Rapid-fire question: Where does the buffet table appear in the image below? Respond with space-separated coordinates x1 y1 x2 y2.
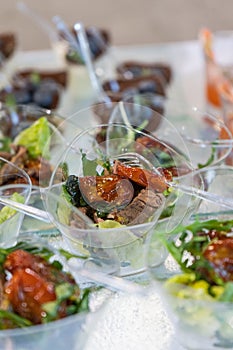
15 39 207 350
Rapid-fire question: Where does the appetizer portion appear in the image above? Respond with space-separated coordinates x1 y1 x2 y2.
0 117 53 186
55 125 180 228
116 60 172 85
57 126 193 230
161 217 233 348
12 69 68 88
59 26 110 65
63 159 169 227
0 69 67 110
99 60 172 120
164 218 233 289
0 239 93 329
101 75 167 116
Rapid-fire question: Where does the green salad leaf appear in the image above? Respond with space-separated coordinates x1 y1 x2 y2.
14 117 51 159
81 151 99 176
81 150 112 176
160 218 233 278
42 282 89 323
0 192 24 224
96 220 125 229
0 310 32 329
197 146 216 168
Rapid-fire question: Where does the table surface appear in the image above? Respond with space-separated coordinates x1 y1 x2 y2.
14 39 207 350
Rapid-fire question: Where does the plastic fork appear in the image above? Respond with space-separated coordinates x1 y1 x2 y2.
0 184 93 226
52 15 83 59
73 21 111 104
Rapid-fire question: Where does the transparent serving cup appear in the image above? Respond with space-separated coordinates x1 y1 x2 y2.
46 114 202 277
0 232 112 350
147 165 233 279
0 157 32 247
146 165 233 349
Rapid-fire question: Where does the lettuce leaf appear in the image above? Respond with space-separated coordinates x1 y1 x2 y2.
0 192 24 224
14 117 51 159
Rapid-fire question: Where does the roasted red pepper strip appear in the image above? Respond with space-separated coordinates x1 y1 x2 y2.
113 161 171 192
3 249 79 324
4 249 76 284
5 268 56 324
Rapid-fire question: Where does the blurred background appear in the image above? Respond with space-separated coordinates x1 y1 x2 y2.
1 0 233 50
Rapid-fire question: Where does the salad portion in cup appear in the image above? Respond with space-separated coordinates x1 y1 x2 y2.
0 109 65 188
0 234 110 350
0 157 31 247
0 240 89 328
46 122 200 276
159 213 233 349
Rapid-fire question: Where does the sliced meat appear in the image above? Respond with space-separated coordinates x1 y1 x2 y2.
110 189 164 225
0 146 28 185
24 157 53 186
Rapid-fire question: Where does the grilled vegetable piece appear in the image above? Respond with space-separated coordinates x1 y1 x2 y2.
79 174 134 211
113 160 171 192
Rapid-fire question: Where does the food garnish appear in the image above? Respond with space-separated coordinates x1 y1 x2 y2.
0 117 53 186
